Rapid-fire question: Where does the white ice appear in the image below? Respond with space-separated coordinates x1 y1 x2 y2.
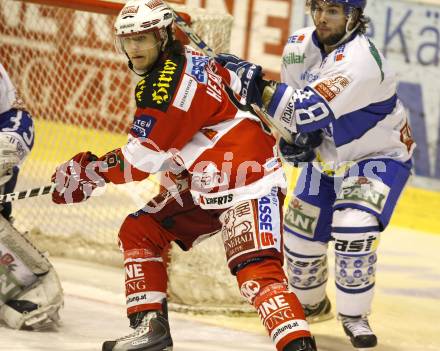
1 227 439 351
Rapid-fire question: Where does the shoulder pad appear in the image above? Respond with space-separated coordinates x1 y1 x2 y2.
135 55 185 112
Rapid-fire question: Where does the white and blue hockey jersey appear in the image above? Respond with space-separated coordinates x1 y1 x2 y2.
0 63 34 164
269 27 415 174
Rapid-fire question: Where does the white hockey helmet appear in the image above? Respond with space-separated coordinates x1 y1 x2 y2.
115 0 174 49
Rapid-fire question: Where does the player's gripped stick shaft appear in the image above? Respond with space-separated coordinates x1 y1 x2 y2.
170 6 294 143
0 183 56 203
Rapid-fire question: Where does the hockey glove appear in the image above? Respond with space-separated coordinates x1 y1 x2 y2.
279 130 324 167
51 151 107 204
215 53 264 107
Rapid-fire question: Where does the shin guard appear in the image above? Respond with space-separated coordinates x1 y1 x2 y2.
237 258 310 351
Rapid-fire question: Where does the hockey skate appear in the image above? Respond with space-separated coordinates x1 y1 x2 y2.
102 300 173 351
303 295 333 324
339 314 377 349
284 337 317 351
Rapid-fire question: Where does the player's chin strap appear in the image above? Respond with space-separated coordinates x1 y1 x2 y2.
168 4 294 143
127 57 148 77
323 8 361 51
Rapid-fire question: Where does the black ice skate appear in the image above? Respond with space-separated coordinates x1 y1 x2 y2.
102 301 173 351
284 337 317 351
339 314 378 349
303 295 333 323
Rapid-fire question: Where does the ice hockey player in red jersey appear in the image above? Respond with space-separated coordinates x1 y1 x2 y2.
51 1 317 350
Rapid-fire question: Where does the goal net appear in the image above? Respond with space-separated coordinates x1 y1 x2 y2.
0 0 252 313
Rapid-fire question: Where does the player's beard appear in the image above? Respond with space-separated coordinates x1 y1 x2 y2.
316 28 346 46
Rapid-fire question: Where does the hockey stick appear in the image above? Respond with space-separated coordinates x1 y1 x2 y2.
170 7 294 143
0 183 56 203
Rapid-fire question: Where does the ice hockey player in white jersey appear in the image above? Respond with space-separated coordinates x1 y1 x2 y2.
216 0 416 348
0 62 63 330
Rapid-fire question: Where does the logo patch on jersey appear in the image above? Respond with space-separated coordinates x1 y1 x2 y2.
284 198 320 238
192 170 229 191
257 190 280 249
200 128 218 141
400 121 415 153
152 59 178 105
199 193 233 206
334 45 346 62
190 56 209 83
313 75 351 102
283 53 305 65
135 56 183 112
287 34 305 44
336 176 390 213
206 65 223 103
220 202 256 263
172 74 197 112
300 70 319 83
131 115 156 138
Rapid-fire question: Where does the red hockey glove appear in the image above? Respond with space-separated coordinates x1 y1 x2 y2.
51 151 107 204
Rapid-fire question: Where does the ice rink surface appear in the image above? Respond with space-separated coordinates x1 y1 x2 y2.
1 227 439 351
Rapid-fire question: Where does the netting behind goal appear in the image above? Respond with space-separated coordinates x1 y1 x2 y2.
0 0 251 313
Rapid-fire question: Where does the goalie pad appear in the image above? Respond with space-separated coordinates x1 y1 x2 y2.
0 216 52 277
0 216 63 329
0 267 63 330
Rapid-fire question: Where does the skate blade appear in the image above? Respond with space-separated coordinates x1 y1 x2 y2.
306 311 334 324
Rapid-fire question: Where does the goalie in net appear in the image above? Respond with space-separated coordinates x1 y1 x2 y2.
51 0 316 350
0 62 63 330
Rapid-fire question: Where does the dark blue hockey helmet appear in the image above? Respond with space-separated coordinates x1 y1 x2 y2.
308 0 367 19
331 0 367 10
308 0 367 12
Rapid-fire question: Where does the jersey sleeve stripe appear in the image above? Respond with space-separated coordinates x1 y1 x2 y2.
333 94 397 147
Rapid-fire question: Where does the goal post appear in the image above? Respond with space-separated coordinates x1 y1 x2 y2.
0 0 248 312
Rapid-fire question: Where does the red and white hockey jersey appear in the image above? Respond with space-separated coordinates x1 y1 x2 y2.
101 47 286 209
